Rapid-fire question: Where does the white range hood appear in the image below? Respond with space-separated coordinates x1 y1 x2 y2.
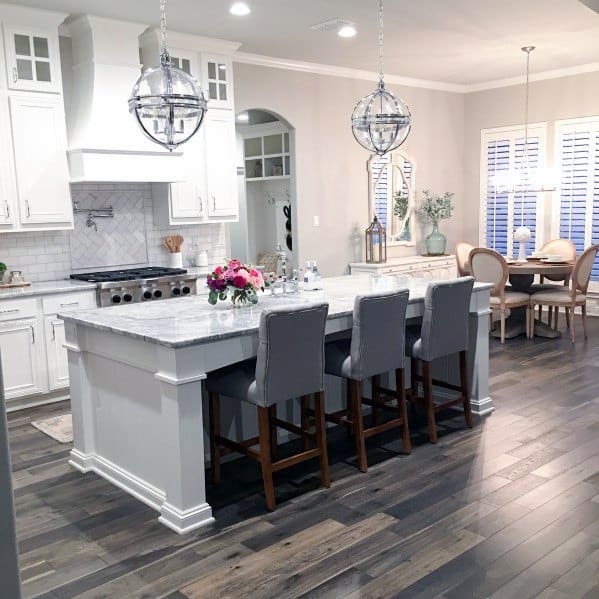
61 15 184 183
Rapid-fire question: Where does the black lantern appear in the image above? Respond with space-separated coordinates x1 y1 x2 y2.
365 215 387 263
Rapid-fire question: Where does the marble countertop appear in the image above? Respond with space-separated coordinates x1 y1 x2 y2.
0 279 97 300
60 276 491 349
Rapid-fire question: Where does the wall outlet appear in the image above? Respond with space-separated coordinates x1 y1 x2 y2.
313 215 320 227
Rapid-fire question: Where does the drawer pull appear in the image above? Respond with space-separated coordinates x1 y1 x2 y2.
51 322 56 341
12 67 18 83
0 308 20 315
59 301 80 307
30 325 35 344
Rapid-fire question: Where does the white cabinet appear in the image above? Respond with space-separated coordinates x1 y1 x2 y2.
0 317 46 399
349 255 457 279
205 110 238 218
202 55 233 109
45 316 68 390
9 94 72 225
3 26 61 93
241 122 292 181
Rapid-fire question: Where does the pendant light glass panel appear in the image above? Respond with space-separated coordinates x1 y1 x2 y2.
352 84 411 156
129 61 206 151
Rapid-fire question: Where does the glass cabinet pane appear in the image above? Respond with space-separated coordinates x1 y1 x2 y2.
265 156 284 177
218 64 227 81
244 137 262 157
208 62 216 80
14 34 30 56
35 61 51 82
284 156 291 176
208 82 217 100
245 159 263 178
219 83 227 100
263 134 283 155
33 37 49 58
283 133 290 153
16 58 33 80
181 58 191 74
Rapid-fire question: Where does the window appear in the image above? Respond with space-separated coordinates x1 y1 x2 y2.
480 124 546 256
553 117 599 281
369 152 414 244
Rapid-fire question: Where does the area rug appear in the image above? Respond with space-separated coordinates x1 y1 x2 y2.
31 414 73 444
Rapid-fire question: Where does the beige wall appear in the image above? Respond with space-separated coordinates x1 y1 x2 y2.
464 71 599 247
234 63 465 276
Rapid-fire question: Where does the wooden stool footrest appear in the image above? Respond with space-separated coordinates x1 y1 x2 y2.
271 448 321 472
274 418 316 439
363 417 406 439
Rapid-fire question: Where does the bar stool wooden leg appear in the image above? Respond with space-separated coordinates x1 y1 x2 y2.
372 375 381 425
257 406 276 511
395 368 411 453
410 357 418 399
345 381 354 434
208 391 221 486
300 395 311 450
268 404 278 460
313 391 330 488
349 379 367 472
422 361 438 444
460 351 473 429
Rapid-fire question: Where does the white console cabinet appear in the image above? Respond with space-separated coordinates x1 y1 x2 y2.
349 255 457 280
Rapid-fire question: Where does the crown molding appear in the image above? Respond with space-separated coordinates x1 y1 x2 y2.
233 51 599 95
233 51 466 93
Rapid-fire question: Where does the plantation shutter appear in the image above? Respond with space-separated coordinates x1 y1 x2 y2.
481 125 545 256
371 155 390 230
556 119 599 282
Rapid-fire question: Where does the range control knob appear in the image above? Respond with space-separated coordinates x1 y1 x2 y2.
112 295 121 304
153 289 163 299
123 293 133 303
182 286 191 295
172 287 181 296
143 290 152 300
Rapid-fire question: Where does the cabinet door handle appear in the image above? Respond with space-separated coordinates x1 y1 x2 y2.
51 322 56 341
198 196 203 215
12 67 18 83
5 202 9 220
59 301 80 307
30 325 35 344
25 200 31 218
212 196 216 211
0 308 19 315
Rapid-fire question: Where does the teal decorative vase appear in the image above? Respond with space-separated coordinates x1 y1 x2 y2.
425 220 446 255
398 217 411 242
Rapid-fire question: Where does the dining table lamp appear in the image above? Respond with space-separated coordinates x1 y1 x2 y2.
365 215 387 263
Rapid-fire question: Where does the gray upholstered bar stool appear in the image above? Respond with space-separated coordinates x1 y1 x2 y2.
406 277 475 444
321 289 411 473
207 302 330 511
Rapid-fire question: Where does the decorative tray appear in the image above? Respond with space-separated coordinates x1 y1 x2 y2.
0 281 31 289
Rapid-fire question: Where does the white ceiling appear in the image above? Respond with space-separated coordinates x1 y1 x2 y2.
12 0 599 86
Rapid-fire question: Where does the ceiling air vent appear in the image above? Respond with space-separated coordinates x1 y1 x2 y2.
309 18 352 32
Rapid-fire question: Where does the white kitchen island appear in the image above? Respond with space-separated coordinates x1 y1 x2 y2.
60 276 493 534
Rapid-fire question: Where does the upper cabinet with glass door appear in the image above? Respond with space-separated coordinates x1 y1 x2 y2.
3 27 61 93
242 123 291 182
201 55 233 109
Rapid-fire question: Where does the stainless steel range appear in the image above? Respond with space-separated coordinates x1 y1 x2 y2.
70 267 198 307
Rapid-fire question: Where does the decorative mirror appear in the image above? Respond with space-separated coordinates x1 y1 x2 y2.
367 150 416 246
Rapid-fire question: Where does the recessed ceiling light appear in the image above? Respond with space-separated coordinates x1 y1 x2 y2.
237 112 249 122
230 2 251 16
338 24 357 38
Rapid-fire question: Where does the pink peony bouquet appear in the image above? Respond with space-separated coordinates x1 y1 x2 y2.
207 259 266 306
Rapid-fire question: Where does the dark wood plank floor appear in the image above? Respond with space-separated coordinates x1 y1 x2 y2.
8 315 599 598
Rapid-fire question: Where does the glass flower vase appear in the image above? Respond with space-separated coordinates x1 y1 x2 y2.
425 220 446 255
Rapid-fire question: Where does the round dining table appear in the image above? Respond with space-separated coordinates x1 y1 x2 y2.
492 259 574 339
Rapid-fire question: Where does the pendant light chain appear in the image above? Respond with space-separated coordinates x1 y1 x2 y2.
378 0 384 87
159 0 171 66
521 45 534 222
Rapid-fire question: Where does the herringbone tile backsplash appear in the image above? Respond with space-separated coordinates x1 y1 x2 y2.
0 183 227 282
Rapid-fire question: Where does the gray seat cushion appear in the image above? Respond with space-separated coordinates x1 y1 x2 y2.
405 324 423 359
206 359 258 405
530 289 586 303
324 338 352 379
490 290 530 305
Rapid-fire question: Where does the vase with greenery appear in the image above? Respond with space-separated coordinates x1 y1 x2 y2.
393 193 411 242
416 190 454 255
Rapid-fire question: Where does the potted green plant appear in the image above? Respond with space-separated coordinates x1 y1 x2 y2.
417 190 454 255
393 193 411 241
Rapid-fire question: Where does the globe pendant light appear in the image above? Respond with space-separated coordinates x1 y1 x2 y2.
351 0 411 156
128 0 207 151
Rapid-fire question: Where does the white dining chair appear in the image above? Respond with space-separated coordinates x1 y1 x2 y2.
529 244 599 342
470 248 532 343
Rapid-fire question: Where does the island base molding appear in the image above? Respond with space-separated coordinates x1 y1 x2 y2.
69 448 215 534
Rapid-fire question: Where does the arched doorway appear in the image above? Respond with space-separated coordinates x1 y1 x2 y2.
230 108 298 276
